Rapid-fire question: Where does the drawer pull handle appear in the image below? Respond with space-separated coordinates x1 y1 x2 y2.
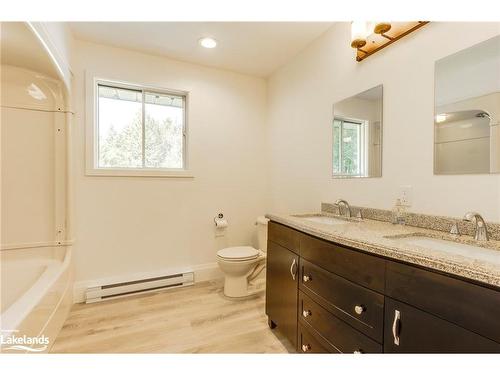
301 344 311 352
353 350 364 354
302 310 312 318
354 305 365 315
303 275 312 282
392 309 401 346
290 258 297 280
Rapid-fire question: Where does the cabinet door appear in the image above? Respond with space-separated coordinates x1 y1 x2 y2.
384 298 500 353
266 241 299 347
386 260 500 343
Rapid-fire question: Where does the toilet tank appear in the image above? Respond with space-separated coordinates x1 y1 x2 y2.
256 216 270 252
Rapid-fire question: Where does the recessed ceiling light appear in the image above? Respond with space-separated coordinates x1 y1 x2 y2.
199 37 217 49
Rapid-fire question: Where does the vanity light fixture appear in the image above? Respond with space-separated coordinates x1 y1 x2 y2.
199 37 217 49
351 21 429 62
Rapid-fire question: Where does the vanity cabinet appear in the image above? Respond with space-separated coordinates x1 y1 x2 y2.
266 221 500 353
266 223 301 347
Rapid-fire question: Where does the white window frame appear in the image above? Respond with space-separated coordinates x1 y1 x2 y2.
332 116 368 178
85 74 193 177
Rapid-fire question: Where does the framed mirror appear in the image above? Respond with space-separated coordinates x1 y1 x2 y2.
434 35 500 175
332 85 383 178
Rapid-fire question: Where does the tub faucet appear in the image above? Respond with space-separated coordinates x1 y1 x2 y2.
463 212 489 241
335 199 351 218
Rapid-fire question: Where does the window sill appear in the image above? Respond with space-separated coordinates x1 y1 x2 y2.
85 168 194 178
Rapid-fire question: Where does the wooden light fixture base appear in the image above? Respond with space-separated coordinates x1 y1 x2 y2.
355 21 429 62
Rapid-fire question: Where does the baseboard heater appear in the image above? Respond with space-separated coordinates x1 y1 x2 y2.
85 272 194 303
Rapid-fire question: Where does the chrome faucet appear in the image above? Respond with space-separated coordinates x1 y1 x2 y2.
463 212 489 241
335 199 351 218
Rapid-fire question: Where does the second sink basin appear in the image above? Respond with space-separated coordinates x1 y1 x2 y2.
386 234 500 265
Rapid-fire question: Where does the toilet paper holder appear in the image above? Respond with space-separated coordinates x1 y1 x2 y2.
214 213 224 224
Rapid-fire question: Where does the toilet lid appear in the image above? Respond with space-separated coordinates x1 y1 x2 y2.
217 246 259 260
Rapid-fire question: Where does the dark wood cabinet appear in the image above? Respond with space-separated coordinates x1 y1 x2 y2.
384 297 500 353
299 233 385 292
386 261 500 343
268 222 300 254
298 322 339 353
299 291 382 353
266 221 500 353
299 259 384 342
266 240 299 348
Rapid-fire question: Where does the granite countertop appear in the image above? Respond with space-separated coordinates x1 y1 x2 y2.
266 212 500 288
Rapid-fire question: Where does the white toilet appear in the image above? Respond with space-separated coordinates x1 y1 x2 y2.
217 216 269 298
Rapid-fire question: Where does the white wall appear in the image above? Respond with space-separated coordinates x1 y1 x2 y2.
71 40 268 285
49 22 500 291
267 22 500 221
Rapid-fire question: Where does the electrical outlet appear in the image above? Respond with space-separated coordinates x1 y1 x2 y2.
399 185 412 206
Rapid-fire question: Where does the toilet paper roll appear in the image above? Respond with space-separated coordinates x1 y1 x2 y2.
215 218 228 228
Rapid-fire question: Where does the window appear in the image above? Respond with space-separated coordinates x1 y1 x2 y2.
87 78 190 177
333 118 366 177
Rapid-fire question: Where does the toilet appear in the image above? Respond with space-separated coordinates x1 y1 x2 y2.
217 216 269 298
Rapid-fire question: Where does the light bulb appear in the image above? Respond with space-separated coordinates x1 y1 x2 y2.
351 21 369 48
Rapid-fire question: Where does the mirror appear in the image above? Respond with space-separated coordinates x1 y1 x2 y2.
434 35 500 174
332 85 383 178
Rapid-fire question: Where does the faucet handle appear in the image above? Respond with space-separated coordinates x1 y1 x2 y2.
450 222 460 236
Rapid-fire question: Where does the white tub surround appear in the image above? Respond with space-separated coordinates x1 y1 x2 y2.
1 60 74 353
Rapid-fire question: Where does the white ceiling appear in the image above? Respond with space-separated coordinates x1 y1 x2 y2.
69 22 333 77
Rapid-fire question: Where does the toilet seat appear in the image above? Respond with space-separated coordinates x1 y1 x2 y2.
217 246 260 261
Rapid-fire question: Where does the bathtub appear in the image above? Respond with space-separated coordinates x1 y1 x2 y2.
0 246 72 353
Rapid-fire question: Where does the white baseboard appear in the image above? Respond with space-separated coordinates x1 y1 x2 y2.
73 262 222 303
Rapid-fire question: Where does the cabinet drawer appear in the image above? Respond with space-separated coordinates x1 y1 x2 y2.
384 297 500 353
386 261 500 343
299 234 385 292
299 291 382 353
298 322 339 353
299 259 384 342
268 222 300 254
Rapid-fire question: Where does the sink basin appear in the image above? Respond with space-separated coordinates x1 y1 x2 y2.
293 215 352 225
389 235 500 265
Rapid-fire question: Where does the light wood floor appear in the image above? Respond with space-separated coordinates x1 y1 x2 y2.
51 280 292 353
